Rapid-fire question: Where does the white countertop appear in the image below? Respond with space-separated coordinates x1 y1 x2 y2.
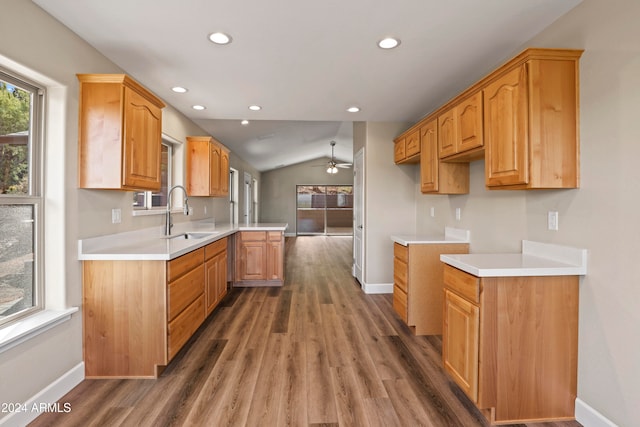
440 240 588 277
78 221 288 261
391 227 470 246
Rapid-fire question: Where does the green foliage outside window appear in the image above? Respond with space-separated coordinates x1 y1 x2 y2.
0 82 30 194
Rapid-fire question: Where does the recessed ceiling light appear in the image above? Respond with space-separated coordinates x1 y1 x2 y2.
347 106 361 113
241 119 249 125
171 86 188 93
192 105 206 111
208 32 232 45
248 105 261 111
378 37 401 49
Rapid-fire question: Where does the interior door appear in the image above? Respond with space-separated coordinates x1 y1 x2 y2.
353 148 364 284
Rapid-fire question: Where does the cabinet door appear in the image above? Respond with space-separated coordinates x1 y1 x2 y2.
220 149 229 196
239 240 267 281
209 143 222 195
420 119 438 193
215 251 228 303
122 87 162 191
205 257 218 315
405 129 420 158
266 236 283 280
438 108 457 158
457 92 483 153
483 64 529 187
443 290 479 402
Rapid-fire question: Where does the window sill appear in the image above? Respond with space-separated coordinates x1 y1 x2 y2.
0 307 78 355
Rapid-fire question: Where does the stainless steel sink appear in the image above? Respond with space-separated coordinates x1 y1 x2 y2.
164 231 219 240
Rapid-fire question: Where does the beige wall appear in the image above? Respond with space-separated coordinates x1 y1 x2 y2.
0 0 258 420
260 158 353 235
361 122 415 286
411 0 640 424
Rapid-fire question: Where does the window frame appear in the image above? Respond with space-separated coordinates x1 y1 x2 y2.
0 68 45 327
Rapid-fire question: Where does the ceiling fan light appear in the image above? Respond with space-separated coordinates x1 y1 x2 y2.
327 166 338 174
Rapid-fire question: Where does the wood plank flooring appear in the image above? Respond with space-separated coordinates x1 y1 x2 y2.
30 236 583 427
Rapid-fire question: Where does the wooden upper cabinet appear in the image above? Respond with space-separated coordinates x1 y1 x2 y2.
484 50 581 189
421 119 470 194
186 136 230 197
394 129 420 164
439 92 484 161
438 108 457 158
78 74 165 191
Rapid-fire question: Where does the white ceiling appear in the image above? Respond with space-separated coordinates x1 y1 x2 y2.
34 0 582 171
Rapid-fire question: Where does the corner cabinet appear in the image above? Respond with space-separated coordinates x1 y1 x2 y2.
83 241 228 378
77 74 165 191
235 231 284 286
442 264 579 424
483 50 581 189
186 136 230 197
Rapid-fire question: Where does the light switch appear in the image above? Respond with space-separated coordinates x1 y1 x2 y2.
111 208 122 224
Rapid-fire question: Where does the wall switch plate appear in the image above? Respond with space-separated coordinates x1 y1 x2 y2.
430 207 435 217
455 208 461 221
548 211 559 231
204 206 208 215
111 208 122 224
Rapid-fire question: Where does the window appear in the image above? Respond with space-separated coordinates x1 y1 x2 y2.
0 69 43 326
296 185 353 235
133 140 172 210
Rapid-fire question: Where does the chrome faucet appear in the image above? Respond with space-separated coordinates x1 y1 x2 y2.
165 185 189 235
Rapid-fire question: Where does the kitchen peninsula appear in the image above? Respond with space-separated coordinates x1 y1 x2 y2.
78 222 287 378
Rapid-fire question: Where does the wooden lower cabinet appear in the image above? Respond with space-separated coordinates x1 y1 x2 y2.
83 241 228 378
442 264 579 424
205 237 228 316
392 242 469 335
235 231 284 286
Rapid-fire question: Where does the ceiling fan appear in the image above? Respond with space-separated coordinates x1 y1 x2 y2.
317 141 352 174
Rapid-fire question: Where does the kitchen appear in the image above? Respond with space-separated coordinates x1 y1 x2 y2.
0 0 639 426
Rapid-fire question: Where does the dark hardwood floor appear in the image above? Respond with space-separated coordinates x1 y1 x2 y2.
30 236 583 427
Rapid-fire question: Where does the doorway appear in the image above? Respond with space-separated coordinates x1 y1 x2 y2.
296 185 353 236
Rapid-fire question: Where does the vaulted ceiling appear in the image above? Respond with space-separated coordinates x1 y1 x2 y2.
34 0 582 171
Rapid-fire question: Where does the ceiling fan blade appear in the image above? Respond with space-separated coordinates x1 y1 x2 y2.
336 163 352 168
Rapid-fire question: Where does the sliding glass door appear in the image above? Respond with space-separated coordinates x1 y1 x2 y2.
296 185 353 235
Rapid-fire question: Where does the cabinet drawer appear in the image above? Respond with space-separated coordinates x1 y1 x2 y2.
267 231 282 241
393 285 408 323
168 295 205 360
168 264 204 321
443 264 480 304
205 237 227 260
393 257 408 292
241 231 266 242
167 248 204 282
394 243 408 263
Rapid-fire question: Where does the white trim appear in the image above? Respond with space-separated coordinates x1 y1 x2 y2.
0 362 84 427
575 398 619 427
361 282 393 294
0 308 78 354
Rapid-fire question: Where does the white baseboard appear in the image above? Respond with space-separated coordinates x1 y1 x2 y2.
361 282 393 294
0 362 84 427
575 398 619 427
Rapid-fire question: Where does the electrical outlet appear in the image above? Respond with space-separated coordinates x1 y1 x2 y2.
548 211 559 231
430 207 435 217
204 206 208 215
455 208 461 221
111 208 122 224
